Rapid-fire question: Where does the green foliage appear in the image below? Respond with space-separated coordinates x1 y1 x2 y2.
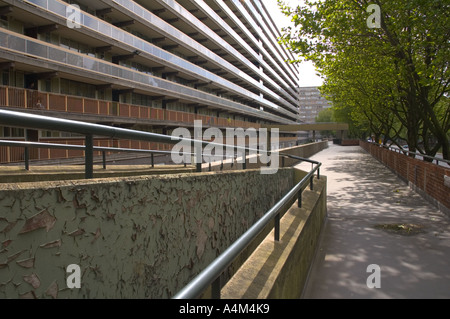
278 0 450 159
315 107 333 123
315 108 335 137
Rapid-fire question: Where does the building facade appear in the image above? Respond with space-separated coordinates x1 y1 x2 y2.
298 86 332 124
0 0 302 163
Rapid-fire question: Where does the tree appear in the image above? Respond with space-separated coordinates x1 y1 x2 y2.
315 108 335 137
278 0 450 160
315 107 333 123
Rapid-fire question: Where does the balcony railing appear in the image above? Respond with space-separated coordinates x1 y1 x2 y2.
0 85 259 129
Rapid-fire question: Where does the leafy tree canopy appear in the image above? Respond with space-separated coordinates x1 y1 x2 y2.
278 0 449 160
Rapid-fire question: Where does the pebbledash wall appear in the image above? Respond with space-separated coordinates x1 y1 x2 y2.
360 141 450 216
0 168 295 299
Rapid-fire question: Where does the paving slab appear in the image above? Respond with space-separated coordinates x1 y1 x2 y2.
296 143 450 299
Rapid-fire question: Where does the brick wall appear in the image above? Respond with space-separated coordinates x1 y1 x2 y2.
340 139 360 146
360 141 450 213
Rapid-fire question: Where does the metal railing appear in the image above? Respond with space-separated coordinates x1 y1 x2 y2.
0 109 257 177
369 142 450 166
0 139 192 170
0 139 260 174
172 158 320 299
0 109 322 298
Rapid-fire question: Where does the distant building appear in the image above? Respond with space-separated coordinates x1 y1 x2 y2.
297 87 332 124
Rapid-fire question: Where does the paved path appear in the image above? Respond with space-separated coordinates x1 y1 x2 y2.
296 143 450 299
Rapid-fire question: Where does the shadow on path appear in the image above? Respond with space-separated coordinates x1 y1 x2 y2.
297 143 450 299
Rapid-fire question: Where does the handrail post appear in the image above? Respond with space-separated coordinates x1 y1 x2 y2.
85 134 94 179
24 146 29 171
24 129 29 171
267 129 271 168
151 153 154 167
274 213 280 241
192 139 202 172
298 190 302 208
102 151 106 169
212 277 221 299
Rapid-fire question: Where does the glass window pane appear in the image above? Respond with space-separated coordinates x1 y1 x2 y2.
83 57 98 71
27 0 48 9
98 21 111 37
121 68 133 81
111 27 123 42
27 41 48 58
8 35 26 52
98 62 111 75
112 66 121 78
48 0 66 16
83 14 98 30
67 53 83 67
49 47 66 63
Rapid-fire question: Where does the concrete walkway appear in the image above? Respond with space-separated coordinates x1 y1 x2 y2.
296 143 450 299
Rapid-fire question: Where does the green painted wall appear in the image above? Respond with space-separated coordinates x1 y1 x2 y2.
0 168 294 298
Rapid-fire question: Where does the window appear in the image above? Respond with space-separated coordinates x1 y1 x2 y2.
0 15 7 29
60 78 95 98
132 93 153 107
2 71 8 85
2 127 24 138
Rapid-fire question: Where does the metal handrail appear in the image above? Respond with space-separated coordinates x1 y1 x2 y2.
0 109 262 177
0 139 181 154
172 157 321 299
0 138 318 172
0 140 237 170
0 109 323 299
0 109 319 172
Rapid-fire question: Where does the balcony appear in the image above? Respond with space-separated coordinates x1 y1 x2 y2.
0 85 300 163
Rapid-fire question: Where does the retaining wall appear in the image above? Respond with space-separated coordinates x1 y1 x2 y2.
221 170 327 298
0 168 294 298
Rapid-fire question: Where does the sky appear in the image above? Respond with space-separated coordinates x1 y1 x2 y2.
261 0 323 87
